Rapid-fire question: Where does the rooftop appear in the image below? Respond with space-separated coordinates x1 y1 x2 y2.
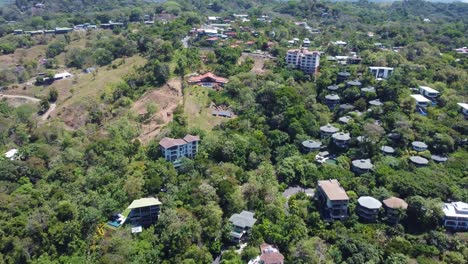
183 134 200 142
340 103 355 110
409 156 429 165
457 103 468 110
381 146 395 154
383 197 408 209
358 196 382 209
410 94 431 103
361 86 376 93
333 132 351 141
229 211 257 228
419 86 439 94
369 66 394 70
318 179 349 201
338 71 351 77
302 140 322 149
443 202 468 218
325 94 340 100
369 99 383 106
347 80 362 86
412 141 428 149
159 137 187 149
339 116 352 124
320 124 339 133
127 197 162 209
352 159 374 170
327 84 340 91
259 243 284 264
188 72 229 84
431 155 448 162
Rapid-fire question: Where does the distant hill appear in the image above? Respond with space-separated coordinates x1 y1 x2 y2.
331 0 468 2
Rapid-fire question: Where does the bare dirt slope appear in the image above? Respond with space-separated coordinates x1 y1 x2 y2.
134 78 183 144
239 53 271 75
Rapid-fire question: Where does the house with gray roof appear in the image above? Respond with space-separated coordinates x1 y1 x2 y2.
431 155 447 163
361 86 376 94
302 140 322 152
337 71 351 83
352 159 374 174
339 103 355 112
357 196 382 221
409 156 429 166
338 116 352 124
369 99 383 107
346 80 362 88
381 146 395 155
412 141 428 152
320 124 339 138
325 94 340 109
229 211 257 243
332 132 351 148
327 84 340 91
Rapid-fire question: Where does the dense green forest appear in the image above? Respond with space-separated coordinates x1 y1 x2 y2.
0 0 467 263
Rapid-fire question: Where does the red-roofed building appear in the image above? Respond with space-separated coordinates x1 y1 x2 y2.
188 72 229 88
248 243 284 264
159 134 200 166
206 37 219 45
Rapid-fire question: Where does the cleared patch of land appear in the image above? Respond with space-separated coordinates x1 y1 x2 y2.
134 77 183 144
239 53 272 75
184 86 226 131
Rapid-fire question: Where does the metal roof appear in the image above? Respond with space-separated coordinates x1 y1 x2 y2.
339 116 352 124
409 156 429 165
347 80 362 86
325 94 340 100
318 179 349 201
333 132 350 141
419 86 439 94
229 211 256 228
320 124 339 133
327 84 340 91
369 99 383 106
361 86 376 93
412 141 428 149
302 140 322 149
358 196 382 209
381 146 395 154
352 159 374 170
431 155 448 162
410 94 431 103
127 197 162 209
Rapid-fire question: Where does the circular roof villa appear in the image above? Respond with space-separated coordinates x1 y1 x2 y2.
327 84 340 91
302 140 322 150
381 146 395 155
339 116 352 124
383 197 408 210
409 156 429 166
431 155 448 163
340 103 355 111
412 141 428 151
358 196 382 210
338 71 351 77
361 86 376 93
332 132 351 141
320 124 339 134
352 159 374 171
347 80 362 87
369 99 384 106
325 94 340 101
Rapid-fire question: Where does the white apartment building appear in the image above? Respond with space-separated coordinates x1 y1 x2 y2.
369 66 394 80
159 135 200 165
285 49 320 75
443 201 468 231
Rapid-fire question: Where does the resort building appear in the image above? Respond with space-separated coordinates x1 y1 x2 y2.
332 132 351 148
381 146 395 155
316 179 349 221
325 94 340 109
126 197 162 227
320 124 339 138
457 103 468 117
346 80 362 88
159 135 200 165
337 72 351 83
352 159 374 174
357 196 382 222
410 94 431 108
327 84 340 92
412 141 428 152
285 49 320 75
409 156 429 167
419 86 439 100
369 66 394 80
301 140 322 153
383 196 408 224
248 243 284 264
229 211 257 243
338 116 352 124
442 201 468 231
188 72 229 88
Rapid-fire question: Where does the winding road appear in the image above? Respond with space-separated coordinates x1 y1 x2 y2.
0 94 56 121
